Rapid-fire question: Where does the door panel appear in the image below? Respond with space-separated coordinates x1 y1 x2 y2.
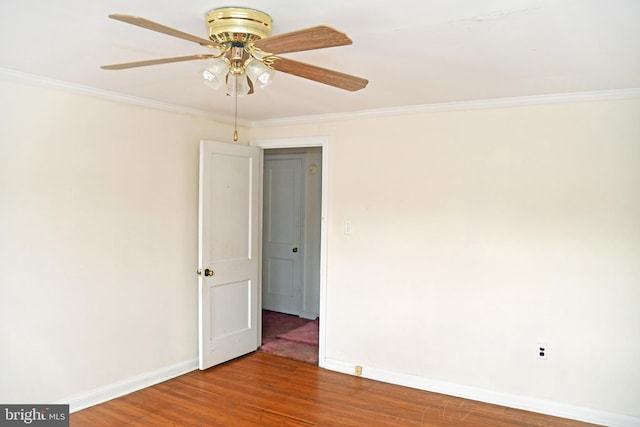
198 141 260 370
209 280 250 340
262 156 304 315
209 153 251 260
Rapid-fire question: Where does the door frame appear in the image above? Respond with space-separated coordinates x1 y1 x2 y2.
253 136 328 367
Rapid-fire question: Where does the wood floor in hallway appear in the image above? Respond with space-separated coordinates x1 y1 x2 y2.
71 352 598 426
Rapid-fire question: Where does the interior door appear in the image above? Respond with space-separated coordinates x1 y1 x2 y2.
262 154 305 316
198 140 260 370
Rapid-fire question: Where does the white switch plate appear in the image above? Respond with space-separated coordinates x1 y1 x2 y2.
344 220 352 235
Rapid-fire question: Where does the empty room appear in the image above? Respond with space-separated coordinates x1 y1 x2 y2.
1 1 639 426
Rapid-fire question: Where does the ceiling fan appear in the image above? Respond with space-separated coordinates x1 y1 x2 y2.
101 7 369 141
102 7 368 139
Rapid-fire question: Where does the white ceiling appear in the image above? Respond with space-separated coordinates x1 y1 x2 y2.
1 0 639 124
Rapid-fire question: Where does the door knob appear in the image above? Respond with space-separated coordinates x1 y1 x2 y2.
292 247 299 253
197 268 215 276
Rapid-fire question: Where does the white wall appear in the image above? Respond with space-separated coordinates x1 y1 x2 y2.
252 98 640 421
0 76 242 404
1 73 638 423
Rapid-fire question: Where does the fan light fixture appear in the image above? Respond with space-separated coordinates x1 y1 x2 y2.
200 58 274 142
201 59 274 96
101 7 369 142
201 59 275 140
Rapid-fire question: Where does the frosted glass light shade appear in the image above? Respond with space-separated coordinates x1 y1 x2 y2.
202 59 229 90
246 60 274 89
226 73 250 96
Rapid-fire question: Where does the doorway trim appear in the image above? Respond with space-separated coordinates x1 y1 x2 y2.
252 136 329 367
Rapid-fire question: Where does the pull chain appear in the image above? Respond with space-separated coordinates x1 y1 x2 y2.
233 74 239 142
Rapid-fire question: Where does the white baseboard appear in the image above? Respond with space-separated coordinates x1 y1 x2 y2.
322 359 640 427
57 358 199 413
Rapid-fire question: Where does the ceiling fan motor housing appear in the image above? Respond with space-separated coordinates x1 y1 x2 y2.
206 7 272 45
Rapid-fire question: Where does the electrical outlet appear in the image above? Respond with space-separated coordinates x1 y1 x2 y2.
354 365 363 376
537 343 549 360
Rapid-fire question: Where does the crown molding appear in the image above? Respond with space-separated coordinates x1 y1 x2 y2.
250 87 640 128
3 67 638 129
0 67 246 125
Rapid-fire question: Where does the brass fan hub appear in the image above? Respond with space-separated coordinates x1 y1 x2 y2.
206 7 272 45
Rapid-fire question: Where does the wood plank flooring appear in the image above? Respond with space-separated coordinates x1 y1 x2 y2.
71 352 598 426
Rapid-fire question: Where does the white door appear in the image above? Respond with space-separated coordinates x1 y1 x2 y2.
198 140 260 370
262 154 305 315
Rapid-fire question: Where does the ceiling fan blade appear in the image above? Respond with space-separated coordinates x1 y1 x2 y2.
109 14 222 49
265 57 368 91
253 26 352 55
101 54 218 70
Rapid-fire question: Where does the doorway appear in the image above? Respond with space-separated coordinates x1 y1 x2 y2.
262 148 321 318
255 137 328 365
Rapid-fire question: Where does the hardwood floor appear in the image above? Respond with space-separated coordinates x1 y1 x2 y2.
71 352 598 426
